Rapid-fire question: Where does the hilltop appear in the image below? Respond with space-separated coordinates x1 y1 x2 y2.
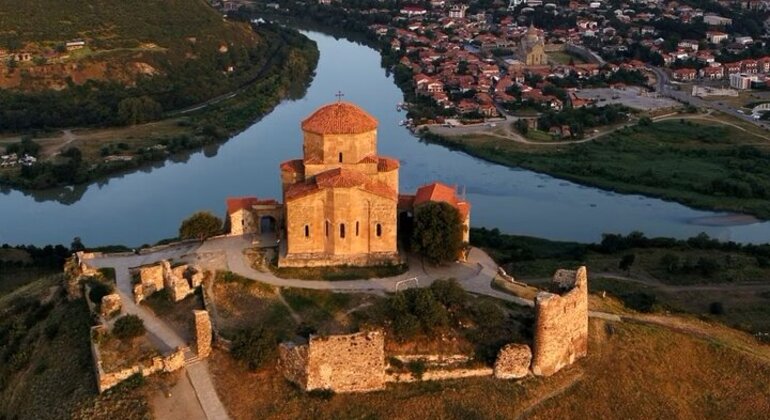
2 242 770 418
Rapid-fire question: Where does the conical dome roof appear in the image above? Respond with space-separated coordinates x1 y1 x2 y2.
301 102 378 135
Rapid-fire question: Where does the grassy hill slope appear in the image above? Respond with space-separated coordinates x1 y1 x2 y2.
0 0 303 130
0 278 151 419
208 315 770 419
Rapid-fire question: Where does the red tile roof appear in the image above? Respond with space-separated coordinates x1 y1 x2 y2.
377 156 400 172
285 168 397 201
280 159 304 173
412 181 471 219
301 102 378 135
226 197 279 213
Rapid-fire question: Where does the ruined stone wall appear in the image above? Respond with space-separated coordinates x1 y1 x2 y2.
280 330 386 393
63 253 101 300
531 266 588 377
193 310 212 359
306 330 386 392
90 325 185 393
132 261 202 303
100 294 122 319
494 344 532 379
279 342 309 389
139 264 165 294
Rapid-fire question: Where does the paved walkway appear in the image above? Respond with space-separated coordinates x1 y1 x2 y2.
89 246 230 420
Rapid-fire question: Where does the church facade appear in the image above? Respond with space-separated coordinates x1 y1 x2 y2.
226 101 470 267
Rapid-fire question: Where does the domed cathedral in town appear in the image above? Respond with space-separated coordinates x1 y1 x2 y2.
278 101 401 267
225 100 471 267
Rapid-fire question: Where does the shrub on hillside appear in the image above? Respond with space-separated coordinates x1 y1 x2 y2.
411 202 464 264
88 281 113 305
112 315 145 340
231 327 277 370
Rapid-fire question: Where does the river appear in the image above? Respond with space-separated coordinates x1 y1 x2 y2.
1 31 770 247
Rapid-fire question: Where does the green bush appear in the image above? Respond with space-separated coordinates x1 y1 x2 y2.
88 282 113 305
407 360 427 380
112 315 145 340
231 327 277 370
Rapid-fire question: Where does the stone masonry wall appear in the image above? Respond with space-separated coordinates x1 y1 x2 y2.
89 325 185 393
279 342 309 389
193 310 212 359
306 330 385 392
279 330 386 393
132 261 203 303
494 344 532 379
531 266 589 377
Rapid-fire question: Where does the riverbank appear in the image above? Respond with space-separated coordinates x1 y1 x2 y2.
0 25 319 190
420 116 770 220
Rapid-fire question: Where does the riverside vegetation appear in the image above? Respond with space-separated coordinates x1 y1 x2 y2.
0 1 319 190
424 118 770 219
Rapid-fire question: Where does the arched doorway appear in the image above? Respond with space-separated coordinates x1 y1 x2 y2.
260 216 277 234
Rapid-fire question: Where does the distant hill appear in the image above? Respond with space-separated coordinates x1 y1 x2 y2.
0 0 296 129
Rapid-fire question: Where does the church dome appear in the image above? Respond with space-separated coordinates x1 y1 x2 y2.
301 102 378 135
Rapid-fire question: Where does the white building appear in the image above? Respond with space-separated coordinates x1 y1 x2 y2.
730 73 758 90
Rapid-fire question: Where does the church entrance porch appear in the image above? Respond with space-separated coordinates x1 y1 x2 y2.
260 216 277 234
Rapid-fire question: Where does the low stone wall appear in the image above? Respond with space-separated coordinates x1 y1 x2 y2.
387 367 493 383
531 267 589 377
89 326 185 393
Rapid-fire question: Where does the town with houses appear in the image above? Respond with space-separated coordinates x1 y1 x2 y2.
228 0 770 132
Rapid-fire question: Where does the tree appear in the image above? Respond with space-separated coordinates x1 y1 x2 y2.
179 211 222 241
231 327 277 370
619 254 636 275
411 202 464 264
118 96 163 125
71 237 86 252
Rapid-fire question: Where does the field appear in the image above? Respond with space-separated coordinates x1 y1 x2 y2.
471 227 770 335
428 116 770 219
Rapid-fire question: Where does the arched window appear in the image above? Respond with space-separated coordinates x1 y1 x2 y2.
356 221 359 236
340 223 346 238
339 152 343 163
325 221 329 237
304 225 310 237
376 223 382 237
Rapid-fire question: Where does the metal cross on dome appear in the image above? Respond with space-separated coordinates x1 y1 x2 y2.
335 91 344 102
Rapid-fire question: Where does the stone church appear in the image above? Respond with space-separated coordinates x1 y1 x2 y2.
226 101 471 267
516 24 547 66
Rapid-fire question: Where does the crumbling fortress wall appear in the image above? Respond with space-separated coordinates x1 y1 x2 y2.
279 330 386 393
531 266 589 377
132 260 203 303
279 267 589 392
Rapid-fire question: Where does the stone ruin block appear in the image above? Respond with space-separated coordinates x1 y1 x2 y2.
279 330 386 393
132 283 145 304
494 343 532 379
139 264 165 294
100 294 122 318
193 310 212 359
531 266 589 377
279 342 309 389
